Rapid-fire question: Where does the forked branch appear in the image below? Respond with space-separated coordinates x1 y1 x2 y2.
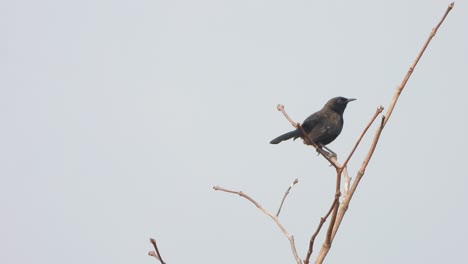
314 3 455 264
148 238 166 264
213 186 302 264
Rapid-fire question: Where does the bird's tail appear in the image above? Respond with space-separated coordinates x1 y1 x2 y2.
270 129 302 144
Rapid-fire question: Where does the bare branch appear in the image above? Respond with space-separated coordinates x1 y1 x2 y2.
341 106 384 170
343 166 351 198
149 238 166 264
324 191 340 247
276 178 299 217
276 104 300 128
303 198 337 264
213 186 302 264
277 87 383 260
382 2 454 128
314 3 454 264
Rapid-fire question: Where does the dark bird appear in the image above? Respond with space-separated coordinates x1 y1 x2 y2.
270 97 355 147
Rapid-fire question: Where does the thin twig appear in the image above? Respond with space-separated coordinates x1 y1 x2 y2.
276 104 300 128
324 188 340 247
382 2 454 128
276 178 299 217
314 3 454 264
148 251 160 261
149 238 166 264
213 186 302 264
340 106 384 170
303 198 337 264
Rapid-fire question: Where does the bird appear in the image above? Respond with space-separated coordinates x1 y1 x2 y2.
270 97 355 148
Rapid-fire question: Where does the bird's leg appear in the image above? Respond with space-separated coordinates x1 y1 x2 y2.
315 144 332 158
315 144 323 156
323 146 337 159
314 144 337 159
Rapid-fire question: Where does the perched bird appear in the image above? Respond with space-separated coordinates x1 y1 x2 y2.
270 97 355 147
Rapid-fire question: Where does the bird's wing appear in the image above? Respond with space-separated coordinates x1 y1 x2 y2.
302 111 333 144
301 111 324 132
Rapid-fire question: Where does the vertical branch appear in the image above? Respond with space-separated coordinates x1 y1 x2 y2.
324 170 341 246
324 207 339 249
303 107 384 264
343 166 351 197
314 3 454 264
304 199 338 264
331 116 385 241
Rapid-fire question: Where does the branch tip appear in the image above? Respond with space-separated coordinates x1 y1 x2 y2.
149 238 166 264
276 178 300 217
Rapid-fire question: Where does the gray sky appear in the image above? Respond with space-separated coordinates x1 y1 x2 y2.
2 1 467 263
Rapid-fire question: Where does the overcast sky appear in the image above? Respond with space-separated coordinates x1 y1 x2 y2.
2 1 467 263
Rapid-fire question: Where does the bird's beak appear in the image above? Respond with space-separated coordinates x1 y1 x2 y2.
347 98 356 103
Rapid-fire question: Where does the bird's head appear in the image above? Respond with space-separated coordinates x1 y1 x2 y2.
325 97 356 114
